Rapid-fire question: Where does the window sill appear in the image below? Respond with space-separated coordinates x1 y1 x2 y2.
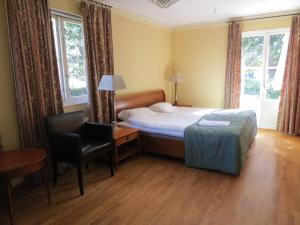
63 96 89 107
63 101 88 107
63 102 88 113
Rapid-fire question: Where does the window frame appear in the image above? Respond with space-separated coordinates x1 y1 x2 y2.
51 10 89 106
241 28 290 102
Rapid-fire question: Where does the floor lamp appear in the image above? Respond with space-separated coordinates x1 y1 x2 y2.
169 74 183 106
98 75 126 128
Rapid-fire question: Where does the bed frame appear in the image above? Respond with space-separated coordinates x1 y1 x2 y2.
115 90 185 158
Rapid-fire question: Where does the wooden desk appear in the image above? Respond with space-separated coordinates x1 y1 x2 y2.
113 127 141 169
0 148 50 225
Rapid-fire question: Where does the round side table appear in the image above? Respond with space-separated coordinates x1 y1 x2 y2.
0 148 51 225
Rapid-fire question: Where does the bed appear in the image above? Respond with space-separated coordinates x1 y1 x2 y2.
115 89 257 174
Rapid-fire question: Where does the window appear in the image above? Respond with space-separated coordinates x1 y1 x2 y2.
52 11 88 106
241 29 289 102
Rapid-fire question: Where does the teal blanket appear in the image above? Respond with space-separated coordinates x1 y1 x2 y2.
184 110 257 175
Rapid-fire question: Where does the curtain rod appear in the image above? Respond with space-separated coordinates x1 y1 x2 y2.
230 11 300 23
84 0 112 9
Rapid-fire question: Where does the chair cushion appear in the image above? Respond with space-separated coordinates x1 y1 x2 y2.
81 141 112 156
46 111 86 133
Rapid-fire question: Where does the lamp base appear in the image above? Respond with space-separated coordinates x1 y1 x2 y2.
113 126 121 131
112 121 121 130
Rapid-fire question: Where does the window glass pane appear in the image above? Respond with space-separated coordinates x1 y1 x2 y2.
266 69 281 100
242 69 262 96
63 21 88 97
268 34 285 67
242 36 264 67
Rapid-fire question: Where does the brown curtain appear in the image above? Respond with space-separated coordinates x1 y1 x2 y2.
224 21 242 109
6 0 63 149
0 132 3 150
277 15 300 135
82 0 114 123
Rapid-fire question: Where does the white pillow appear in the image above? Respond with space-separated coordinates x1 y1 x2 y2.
118 107 153 121
149 102 174 113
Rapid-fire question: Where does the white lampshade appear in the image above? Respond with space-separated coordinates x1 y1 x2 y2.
98 75 126 91
169 74 183 83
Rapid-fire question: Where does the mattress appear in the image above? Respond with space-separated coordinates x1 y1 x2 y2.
118 121 184 138
118 107 247 138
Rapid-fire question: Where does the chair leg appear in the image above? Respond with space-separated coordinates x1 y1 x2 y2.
42 163 51 205
52 160 58 186
76 163 84 196
109 151 115 177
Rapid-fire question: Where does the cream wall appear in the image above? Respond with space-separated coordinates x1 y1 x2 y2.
172 24 228 108
0 0 20 149
112 12 171 98
172 16 292 108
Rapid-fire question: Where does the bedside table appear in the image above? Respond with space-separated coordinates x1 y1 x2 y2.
113 126 141 169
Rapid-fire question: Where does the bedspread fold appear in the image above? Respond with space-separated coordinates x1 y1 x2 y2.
184 110 257 174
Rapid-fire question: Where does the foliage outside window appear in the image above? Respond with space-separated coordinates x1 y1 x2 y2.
242 36 264 67
244 78 260 96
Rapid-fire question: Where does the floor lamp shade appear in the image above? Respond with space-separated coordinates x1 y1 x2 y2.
169 74 183 84
98 75 127 91
98 75 126 127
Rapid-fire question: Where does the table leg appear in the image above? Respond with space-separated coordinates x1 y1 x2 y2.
4 179 14 225
42 164 51 205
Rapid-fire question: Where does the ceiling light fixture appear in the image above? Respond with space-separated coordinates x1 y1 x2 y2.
148 0 180 9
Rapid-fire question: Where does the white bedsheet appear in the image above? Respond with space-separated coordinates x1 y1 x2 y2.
118 121 185 138
118 107 216 137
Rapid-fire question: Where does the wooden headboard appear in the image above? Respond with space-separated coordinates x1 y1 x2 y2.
115 89 165 115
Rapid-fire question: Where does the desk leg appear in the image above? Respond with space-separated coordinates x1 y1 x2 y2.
138 134 142 155
114 142 118 171
109 150 115 177
42 164 51 205
4 179 14 225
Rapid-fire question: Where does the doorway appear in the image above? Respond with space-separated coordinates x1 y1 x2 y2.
240 29 289 129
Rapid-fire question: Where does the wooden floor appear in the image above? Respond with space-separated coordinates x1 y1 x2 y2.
1 130 300 225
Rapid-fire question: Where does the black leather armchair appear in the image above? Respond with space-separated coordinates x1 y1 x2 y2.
45 111 114 196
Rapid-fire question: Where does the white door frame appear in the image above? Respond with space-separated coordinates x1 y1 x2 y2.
241 28 290 129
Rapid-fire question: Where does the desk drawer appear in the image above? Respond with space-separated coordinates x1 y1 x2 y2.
116 132 138 146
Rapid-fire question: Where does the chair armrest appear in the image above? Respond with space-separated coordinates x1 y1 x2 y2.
49 132 81 160
82 122 113 142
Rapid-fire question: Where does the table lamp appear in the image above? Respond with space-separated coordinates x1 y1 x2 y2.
98 75 126 128
169 73 183 105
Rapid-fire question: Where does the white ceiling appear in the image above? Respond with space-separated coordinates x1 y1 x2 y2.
100 0 300 28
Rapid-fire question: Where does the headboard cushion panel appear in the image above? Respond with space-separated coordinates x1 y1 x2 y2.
115 89 166 115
